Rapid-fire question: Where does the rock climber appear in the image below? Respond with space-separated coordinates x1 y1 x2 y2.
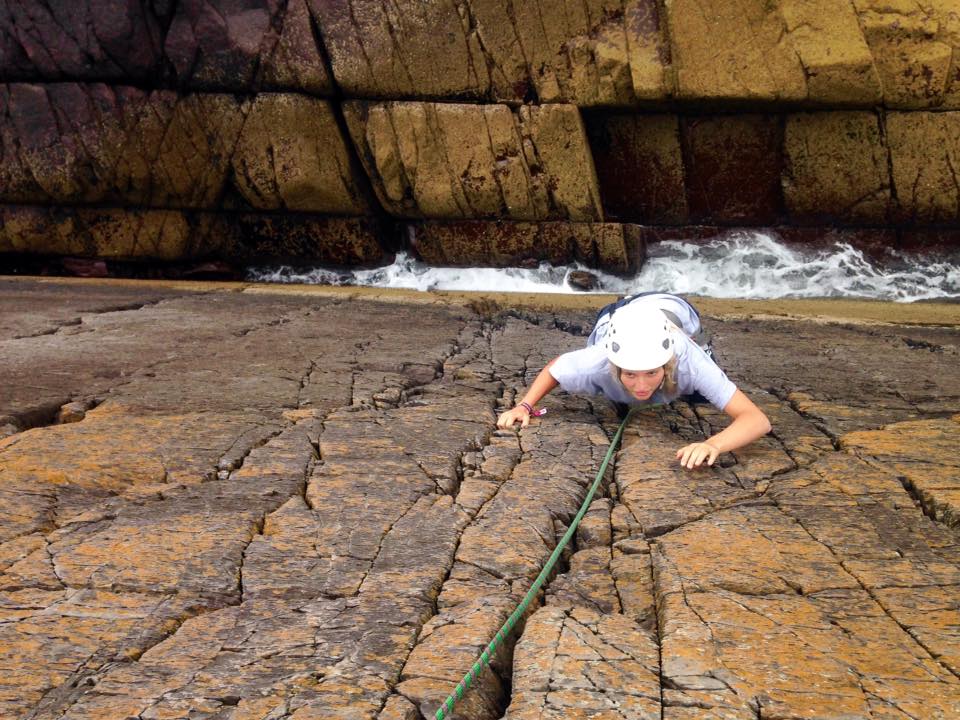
496 292 772 469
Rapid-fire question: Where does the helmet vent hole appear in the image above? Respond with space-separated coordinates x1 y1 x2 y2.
611 341 620 353
662 339 669 349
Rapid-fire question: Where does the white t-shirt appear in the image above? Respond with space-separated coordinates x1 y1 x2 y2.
549 331 737 411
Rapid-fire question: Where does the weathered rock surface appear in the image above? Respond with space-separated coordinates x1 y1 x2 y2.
165 0 285 90
585 113 688 225
344 102 603 222
0 84 370 214
668 0 882 105
410 221 643 273
0 206 387 265
3 0 958 111
1 75 959 265
886 111 960 225
0 0 168 81
1 280 959 719
843 416 960 530
0 84 243 208
230 93 371 214
858 0 960 110
313 0 673 105
783 111 893 224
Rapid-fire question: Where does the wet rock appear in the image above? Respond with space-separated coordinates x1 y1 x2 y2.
0 205 388 265
0 205 225 261
567 270 599 291
409 220 644 273
60 258 109 278
233 213 389 265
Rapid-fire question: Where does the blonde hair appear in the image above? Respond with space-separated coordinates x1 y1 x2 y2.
612 354 678 399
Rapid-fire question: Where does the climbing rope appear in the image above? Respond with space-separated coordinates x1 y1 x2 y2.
433 409 633 720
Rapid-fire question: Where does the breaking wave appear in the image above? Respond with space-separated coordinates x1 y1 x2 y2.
248 232 960 303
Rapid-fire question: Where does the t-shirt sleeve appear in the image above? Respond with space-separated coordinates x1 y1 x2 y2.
548 347 608 396
685 345 738 410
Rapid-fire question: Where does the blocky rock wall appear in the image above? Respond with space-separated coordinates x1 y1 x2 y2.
1 0 958 272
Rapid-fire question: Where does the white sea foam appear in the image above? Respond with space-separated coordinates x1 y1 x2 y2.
248 231 960 303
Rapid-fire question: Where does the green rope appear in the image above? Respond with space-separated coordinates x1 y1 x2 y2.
433 409 633 720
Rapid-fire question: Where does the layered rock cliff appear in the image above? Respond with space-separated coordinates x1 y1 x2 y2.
1 0 958 271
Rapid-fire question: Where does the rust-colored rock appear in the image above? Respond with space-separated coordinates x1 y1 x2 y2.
0 85 244 209
683 114 784 224
259 0 334 93
842 416 960 529
151 92 247 208
233 213 388 265
586 113 688 224
164 0 285 90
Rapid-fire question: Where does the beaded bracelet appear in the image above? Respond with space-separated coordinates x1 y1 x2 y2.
518 401 547 417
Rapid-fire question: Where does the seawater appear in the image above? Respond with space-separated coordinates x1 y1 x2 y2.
248 232 960 303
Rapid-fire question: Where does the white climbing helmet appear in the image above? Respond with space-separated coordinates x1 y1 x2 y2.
603 303 676 371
